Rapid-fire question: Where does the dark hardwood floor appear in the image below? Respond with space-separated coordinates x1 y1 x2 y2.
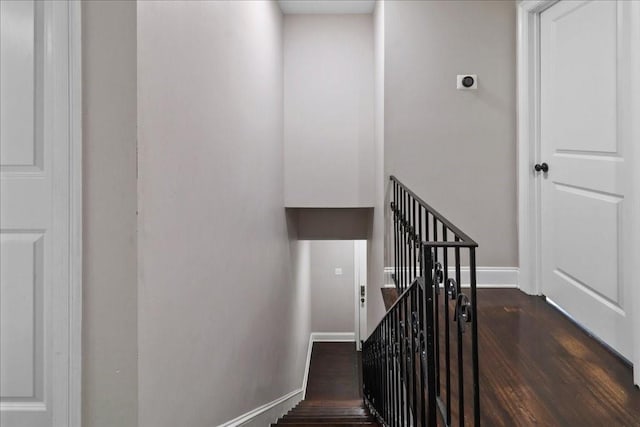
381 287 640 426
305 342 362 400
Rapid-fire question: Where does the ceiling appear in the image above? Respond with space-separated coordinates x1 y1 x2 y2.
278 0 376 14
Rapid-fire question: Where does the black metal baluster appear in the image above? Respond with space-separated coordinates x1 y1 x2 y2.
378 327 382 415
390 316 395 426
398 301 405 427
376 327 380 417
408 193 412 287
433 220 441 399
405 190 409 291
407 194 413 285
380 326 384 417
380 325 384 420
425 209 430 243
417 280 426 427
416 205 422 288
470 247 480 427
455 238 465 427
377 326 381 419
386 318 391 423
398 183 401 289
388 316 393 426
373 329 377 413
443 228 452 425
392 308 398 427
410 284 418 426
383 322 387 422
384 319 388 423
397 182 401 290
372 337 376 415
371 330 375 411
394 182 398 289
412 199 419 284
401 188 406 291
400 293 408 426
396 301 401 425
423 245 437 426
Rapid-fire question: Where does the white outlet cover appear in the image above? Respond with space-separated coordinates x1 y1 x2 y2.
334 267 343 276
457 74 478 90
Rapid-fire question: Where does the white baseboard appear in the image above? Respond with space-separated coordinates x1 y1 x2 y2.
311 332 355 342
302 334 313 400
452 267 519 288
218 388 302 427
384 267 519 288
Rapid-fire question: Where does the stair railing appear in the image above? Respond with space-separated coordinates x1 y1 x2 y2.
363 175 480 426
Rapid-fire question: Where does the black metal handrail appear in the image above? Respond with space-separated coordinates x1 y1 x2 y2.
363 176 480 426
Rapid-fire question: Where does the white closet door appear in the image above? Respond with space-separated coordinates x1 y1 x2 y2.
1 1 77 426
540 0 633 360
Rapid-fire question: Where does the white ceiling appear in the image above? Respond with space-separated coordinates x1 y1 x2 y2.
278 0 376 15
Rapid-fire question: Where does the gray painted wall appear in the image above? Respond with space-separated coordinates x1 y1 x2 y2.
137 2 309 426
284 14 375 208
384 0 518 267
82 2 138 427
310 241 355 333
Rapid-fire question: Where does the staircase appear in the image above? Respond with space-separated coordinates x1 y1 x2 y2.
271 399 378 426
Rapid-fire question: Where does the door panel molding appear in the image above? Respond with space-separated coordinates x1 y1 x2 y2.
517 0 640 385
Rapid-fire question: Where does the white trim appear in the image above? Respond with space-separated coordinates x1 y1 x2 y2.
384 267 519 288
311 332 356 342
217 388 303 427
301 335 314 399
0 402 47 412
36 1 82 425
517 0 557 296
628 0 640 388
68 1 82 425
353 240 367 351
448 267 518 288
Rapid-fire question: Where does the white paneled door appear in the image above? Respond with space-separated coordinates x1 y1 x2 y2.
0 1 80 426
540 0 633 360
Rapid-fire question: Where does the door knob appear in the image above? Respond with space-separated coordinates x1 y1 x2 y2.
534 163 549 173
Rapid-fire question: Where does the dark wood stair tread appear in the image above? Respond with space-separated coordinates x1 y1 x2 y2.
273 398 379 427
272 424 378 427
279 420 374 424
297 400 365 407
282 415 373 422
286 410 369 415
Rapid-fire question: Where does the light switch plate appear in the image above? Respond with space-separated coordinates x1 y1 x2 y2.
334 268 343 276
457 74 478 90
